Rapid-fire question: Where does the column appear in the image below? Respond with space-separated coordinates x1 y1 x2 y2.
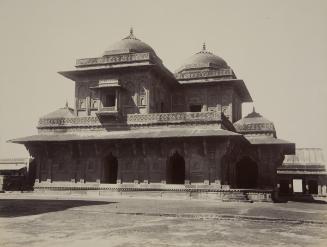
183 142 190 185
115 89 118 111
115 143 122 184
203 138 209 185
86 96 90 116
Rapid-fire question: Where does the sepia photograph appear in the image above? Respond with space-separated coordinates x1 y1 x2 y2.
0 0 326 246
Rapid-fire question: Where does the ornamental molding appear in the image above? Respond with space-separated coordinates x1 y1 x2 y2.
234 123 275 132
76 52 152 67
37 111 222 131
175 68 234 80
126 111 221 125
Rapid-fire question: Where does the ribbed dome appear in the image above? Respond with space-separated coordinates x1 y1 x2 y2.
103 28 155 56
234 108 276 137
176 44 228 73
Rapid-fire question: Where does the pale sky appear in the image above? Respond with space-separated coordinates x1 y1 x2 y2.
0 0 326 159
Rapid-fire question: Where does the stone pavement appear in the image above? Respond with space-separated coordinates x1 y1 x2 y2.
0 193 327 246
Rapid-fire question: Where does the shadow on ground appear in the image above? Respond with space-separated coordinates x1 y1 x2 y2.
276 195 327 204
0 199 115 218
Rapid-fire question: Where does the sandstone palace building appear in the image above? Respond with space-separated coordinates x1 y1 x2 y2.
10 29 297 201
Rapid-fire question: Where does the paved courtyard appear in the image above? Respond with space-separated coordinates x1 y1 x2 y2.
0 194 327 247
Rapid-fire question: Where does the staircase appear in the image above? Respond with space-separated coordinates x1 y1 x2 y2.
222 190 253 202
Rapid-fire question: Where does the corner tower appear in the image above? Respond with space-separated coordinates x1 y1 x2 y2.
174 44 252 122
59 28 179 118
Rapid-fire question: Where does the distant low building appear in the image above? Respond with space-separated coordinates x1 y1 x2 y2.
277 148 327 198
0 158 34 191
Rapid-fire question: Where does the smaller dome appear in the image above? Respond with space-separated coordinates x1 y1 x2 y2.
176 43 229 73
234 107 276 137
103 28 155 56
40 103 74 119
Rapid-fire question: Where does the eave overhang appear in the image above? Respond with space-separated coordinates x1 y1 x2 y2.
59 64 180 88
8 127 241 144
178 79 252 103
245 136 295 154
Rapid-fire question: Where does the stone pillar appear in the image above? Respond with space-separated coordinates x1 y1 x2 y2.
146 88 150 113
86 96 90 116
318 184 322 195
183 142 190 185
160 141 167 184
35 155 41 184
289 182 293 194
115 89 118 111
322 185 327 195
74 97 79 116
215 149 223 186
47 159 52 183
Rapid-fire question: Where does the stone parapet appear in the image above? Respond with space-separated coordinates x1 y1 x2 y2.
76 52 152 68
37 111 222 130
126 111 221 125
175 68 234 80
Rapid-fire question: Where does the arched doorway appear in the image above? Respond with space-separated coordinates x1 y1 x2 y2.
102 153 118 184
167 152 185 184
235 157 258 189
308 180 318 194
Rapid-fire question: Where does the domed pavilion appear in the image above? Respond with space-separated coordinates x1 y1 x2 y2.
10 29 302 201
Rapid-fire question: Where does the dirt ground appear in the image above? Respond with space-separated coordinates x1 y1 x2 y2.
0 193 327 247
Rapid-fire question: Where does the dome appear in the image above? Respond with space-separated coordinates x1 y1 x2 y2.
103 28 155 56
234 107 276 137
176 44 229 73
40 103 74 119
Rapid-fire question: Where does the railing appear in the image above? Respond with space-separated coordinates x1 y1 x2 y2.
175 68 234 80
38 111 222 129
38 116 101 128
234 123 275 132
127 111 221 125
76 52 151 67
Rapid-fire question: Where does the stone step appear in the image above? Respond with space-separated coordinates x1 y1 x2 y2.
222 192 253 202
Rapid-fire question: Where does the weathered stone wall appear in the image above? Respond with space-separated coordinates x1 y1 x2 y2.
172 84 242 123
27 138 283 190
74 69 173 117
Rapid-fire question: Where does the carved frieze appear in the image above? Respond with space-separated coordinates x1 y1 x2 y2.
37 111 222 131
175 68 234 80
76 53 151 67
235 123 275 132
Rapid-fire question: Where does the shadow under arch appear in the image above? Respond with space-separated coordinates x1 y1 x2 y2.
235 156 258 189
166 151 185 184
102 152 118 184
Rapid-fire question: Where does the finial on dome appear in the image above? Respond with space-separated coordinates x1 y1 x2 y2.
65 100 68 108
202 42 206 51
252 106 256 113
124 26 138 40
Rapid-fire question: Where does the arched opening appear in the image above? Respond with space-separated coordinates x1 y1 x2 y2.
102 153 118 184
279 179 291 195
167 152 185 184
308 180 318 194
235 157 258 189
